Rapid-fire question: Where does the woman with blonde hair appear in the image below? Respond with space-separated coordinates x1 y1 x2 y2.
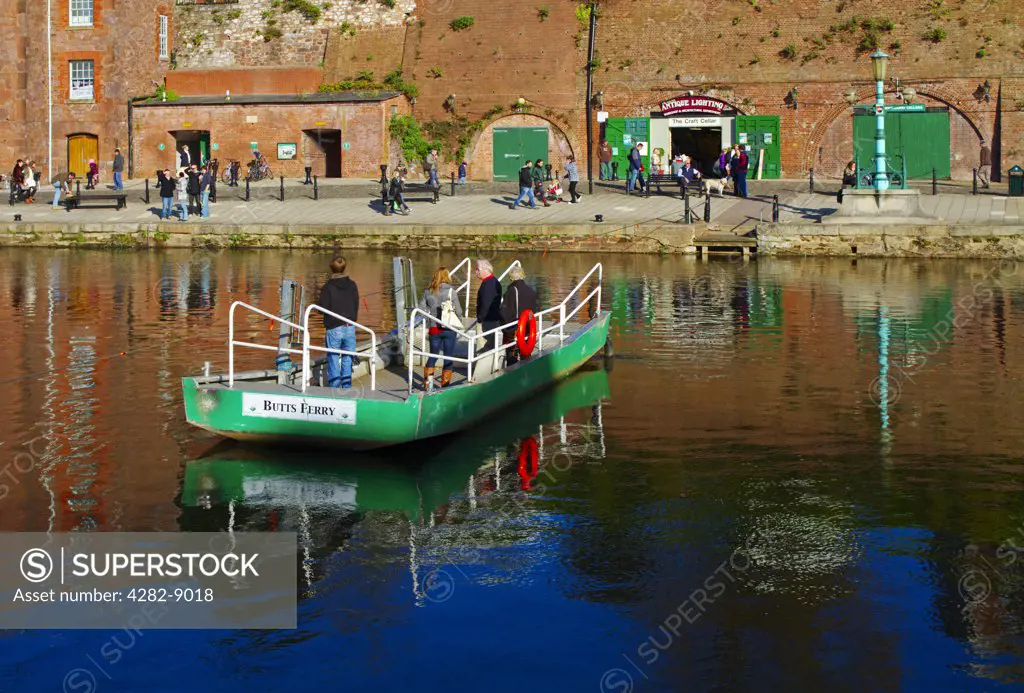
418 266 463 389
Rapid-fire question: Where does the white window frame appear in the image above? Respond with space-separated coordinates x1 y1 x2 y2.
69 0 94 27
69 60 95 101
159 15 169 60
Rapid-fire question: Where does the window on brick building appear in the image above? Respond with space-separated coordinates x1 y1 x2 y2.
69 60 94 101
159 16 169 60
69 0 93 27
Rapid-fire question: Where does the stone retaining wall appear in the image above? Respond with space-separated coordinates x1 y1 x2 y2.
758 223 1024 258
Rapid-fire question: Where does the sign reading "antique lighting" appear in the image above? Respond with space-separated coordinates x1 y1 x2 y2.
660 96 730 116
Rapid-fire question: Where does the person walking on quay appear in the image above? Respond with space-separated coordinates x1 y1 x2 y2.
475 259 503 354
979 140 992 189
112 148 125 190
158 169 175 220
731 144 749 198
10 159 25 202
500 265 539 367
318 256 360 389
179 144 191 174
187 164 201 216
457 160 468 185
627 143 642 194
533 159 550 207
564 154 581 203
86 158 99 190
418 266 464 390
175 170 190 221
388 167 411 215
599 139 613 180
199 165 213 219
510 159 537 209
425 148 440 188
22 161 37 203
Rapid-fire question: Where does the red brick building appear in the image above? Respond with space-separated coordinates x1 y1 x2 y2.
0 0 169 181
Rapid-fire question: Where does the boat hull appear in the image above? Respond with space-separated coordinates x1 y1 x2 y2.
182 312 611 450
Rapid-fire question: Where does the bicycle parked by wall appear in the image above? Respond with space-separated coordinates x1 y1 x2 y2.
247 152 273 182
221 160 241 186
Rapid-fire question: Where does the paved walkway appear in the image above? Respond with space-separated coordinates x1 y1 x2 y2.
7 178 1022 230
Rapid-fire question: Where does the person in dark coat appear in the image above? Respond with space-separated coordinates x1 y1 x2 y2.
510 160 536 209
186 164 201 215
157 169 176 220
500 266 540 366
475 258 502 354
317 256 360 389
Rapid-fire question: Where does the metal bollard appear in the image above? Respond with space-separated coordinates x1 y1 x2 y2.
703 191 711 222
683 188 691 224
245 177 250 201
280 175 284 201
973 168 978 195
313 176 318 200
210 178 217 204
450 171 456 198
809 167 815 194
76 180 81 196
144 178 150 204
772 194 780 223
932 167 937 196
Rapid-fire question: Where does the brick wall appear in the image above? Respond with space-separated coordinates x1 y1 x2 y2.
172 0 414 69
166 67 323 95
1 0 166 177
465 114 576 182
132 97 406 178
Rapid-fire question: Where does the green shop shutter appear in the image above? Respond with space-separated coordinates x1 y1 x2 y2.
492 127 549 181
735 115 781 179
604 117 650 178
853 110 950 180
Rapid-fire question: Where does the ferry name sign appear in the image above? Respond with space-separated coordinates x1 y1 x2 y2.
242 393 357 425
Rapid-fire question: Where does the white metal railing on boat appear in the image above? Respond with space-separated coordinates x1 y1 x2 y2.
449 257 473 318
302 305 378 392
406 263 603 393
228 302 305 388
227 300 379 391
497 260 522 283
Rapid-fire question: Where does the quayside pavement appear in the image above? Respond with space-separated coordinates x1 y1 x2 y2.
4 177 1020 229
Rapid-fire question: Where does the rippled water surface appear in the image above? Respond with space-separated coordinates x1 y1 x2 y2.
3 249 1024 692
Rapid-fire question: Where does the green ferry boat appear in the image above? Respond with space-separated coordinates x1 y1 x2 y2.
182 257 610 450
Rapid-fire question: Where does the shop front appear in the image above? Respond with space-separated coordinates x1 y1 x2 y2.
650 96 738 176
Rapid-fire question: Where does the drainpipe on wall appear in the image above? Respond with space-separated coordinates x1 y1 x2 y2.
127 98 133 179
585 1 597 194
47 0 53 182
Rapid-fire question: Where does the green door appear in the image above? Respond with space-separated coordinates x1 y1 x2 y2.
604 117 649 180
735 115 781 179
492 127 549 181
853 110 950 179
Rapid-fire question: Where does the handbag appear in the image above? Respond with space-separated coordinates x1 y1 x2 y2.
440 288 464 331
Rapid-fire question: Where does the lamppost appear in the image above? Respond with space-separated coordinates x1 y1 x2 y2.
870 49 889 191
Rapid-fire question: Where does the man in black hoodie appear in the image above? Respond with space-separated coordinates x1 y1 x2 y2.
475 258 502 354
317 256 360 388
509 160 537 210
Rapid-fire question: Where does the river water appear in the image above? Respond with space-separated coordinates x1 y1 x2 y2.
2 248 1024 691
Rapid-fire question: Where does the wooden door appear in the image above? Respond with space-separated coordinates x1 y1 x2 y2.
68 134 98 179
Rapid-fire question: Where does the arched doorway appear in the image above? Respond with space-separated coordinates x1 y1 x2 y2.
469 114 574 182
67 133 98 179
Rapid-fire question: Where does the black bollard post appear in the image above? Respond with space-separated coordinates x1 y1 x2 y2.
145 178 150 204
304 166 312 185
683 188 691 224
245 177 250 201
973 168 978 195
932 167 937 196
809 167 815 194
210 177 217 204
450 171 455 198
76 180 81 196
772 194 780 222
611 161 619 181
280 175 284 201
703 192 711 222
313 176 318 200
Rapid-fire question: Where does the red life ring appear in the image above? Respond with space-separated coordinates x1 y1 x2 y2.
516 309 538 358
518 437 539 488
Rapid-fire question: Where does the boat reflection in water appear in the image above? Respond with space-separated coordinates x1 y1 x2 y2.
179 367 609 601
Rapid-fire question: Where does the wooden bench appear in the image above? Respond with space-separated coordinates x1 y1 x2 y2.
644 173 705 199
65 192 128 211
380 180 439 214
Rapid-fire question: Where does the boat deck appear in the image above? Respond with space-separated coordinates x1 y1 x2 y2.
196 333 568 402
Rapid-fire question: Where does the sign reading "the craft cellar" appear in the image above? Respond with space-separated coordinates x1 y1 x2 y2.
660 96 731 117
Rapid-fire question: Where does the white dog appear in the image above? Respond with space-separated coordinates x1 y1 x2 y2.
703 176 728 196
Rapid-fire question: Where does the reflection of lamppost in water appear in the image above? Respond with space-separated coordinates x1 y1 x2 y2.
869 50 890 191
877 305 893 457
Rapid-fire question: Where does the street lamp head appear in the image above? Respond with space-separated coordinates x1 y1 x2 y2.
844 88 858 105
870 50 889 82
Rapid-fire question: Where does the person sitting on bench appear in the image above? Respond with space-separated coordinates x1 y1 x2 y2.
678 159 703 191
